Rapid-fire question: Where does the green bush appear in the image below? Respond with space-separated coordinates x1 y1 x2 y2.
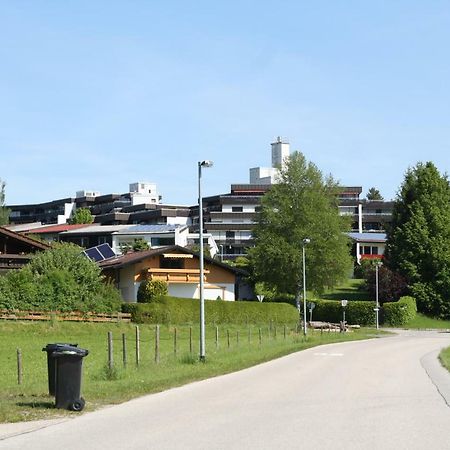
137 279 168 303
383 296 417 326
0 243 122 313
122 296 299 325
312 299 375 325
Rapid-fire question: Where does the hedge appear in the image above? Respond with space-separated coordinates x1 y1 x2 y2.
383 296 417 326
311 299 376 326
122 296 299 325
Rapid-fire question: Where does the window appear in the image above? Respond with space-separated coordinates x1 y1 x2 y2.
232 206 243 212
372 247 378 255
151 237 175 246
226 231 235 239
98 236 107 244
160 256 183 269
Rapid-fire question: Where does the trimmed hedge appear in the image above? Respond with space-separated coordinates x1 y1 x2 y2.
383 296 417 326
311 299 375 326
122 296 299 325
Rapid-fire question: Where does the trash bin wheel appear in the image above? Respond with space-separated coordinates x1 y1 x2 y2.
70 398 85 412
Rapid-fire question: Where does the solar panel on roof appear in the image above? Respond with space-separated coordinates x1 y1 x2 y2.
83 243 116 262
97 243 116 260
84 247 104 262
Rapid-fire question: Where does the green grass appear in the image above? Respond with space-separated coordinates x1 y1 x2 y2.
439 346 450 372
402 313 450 330
0 320 381 423
319 278 371 301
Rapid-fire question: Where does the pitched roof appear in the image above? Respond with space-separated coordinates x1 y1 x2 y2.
0 226 50 251
98 245 245 274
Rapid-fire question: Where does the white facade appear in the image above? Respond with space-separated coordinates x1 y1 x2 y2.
112 225 190 254
168 283 235 301
58 202 76 224
129 182 160 205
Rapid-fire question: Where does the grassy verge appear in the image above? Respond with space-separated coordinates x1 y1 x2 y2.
0 320 383 423
403 313 450 330
439 346 450 373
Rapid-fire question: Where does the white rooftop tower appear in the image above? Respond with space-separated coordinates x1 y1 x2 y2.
249 137 291 184
271 136 290 170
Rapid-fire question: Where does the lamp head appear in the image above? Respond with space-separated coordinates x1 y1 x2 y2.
303 238 311 245
199 160 214 168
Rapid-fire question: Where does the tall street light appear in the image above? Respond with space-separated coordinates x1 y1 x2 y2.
302 238 311 335
198 160 213 361
375 261 382 330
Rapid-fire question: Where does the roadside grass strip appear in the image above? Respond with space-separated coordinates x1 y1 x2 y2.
0 321 383 423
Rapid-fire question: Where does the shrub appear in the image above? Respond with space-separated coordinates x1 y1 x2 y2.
312 299 375 325
383 296 417 326
0 243 122 313
137 279 168 303
122 296 298 325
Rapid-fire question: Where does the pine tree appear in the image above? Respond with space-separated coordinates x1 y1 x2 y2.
386 162 450 317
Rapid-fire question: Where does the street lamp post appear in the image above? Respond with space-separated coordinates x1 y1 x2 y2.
375 261 382 330
198 160 213 361
302 238 310 335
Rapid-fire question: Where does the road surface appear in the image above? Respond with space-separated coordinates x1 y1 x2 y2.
1 330 450 449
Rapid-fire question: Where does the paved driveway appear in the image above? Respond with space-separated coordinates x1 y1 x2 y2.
1 330 450 449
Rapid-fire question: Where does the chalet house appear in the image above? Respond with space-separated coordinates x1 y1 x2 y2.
0 226 50 273
99 245 249 302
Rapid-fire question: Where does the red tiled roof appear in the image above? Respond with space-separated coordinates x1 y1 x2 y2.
28 224 94 234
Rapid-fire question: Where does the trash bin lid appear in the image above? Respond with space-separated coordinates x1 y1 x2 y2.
42 343 78 352
52 346 89 358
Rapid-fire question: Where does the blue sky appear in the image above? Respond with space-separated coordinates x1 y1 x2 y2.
2 1 450 205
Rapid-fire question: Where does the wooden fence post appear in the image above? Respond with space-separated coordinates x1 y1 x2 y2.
259 327 262 346
155 325 160 364
215 326 219 349
135 326 140 367
227 329 230 349
108 331 114 371
17 348 22 385
284 325 287 340
122 333 127 368
189 326 193 354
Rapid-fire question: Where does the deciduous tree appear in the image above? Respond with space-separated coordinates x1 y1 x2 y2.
248 152 352 296
69 207 94 224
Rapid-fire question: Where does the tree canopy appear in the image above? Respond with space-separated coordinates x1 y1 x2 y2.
248 152 352 296
0 178 10 225
69 207 94 224
366 187 384 201
386 162 450 318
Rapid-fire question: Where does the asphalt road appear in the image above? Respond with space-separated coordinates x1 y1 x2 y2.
1 330 450 450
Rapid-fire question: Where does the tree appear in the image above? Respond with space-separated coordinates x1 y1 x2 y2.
248 152 352 296
386 162 450 317
0 178 10 225
69 207 94 224
363 264 407 303
366 187 384 201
